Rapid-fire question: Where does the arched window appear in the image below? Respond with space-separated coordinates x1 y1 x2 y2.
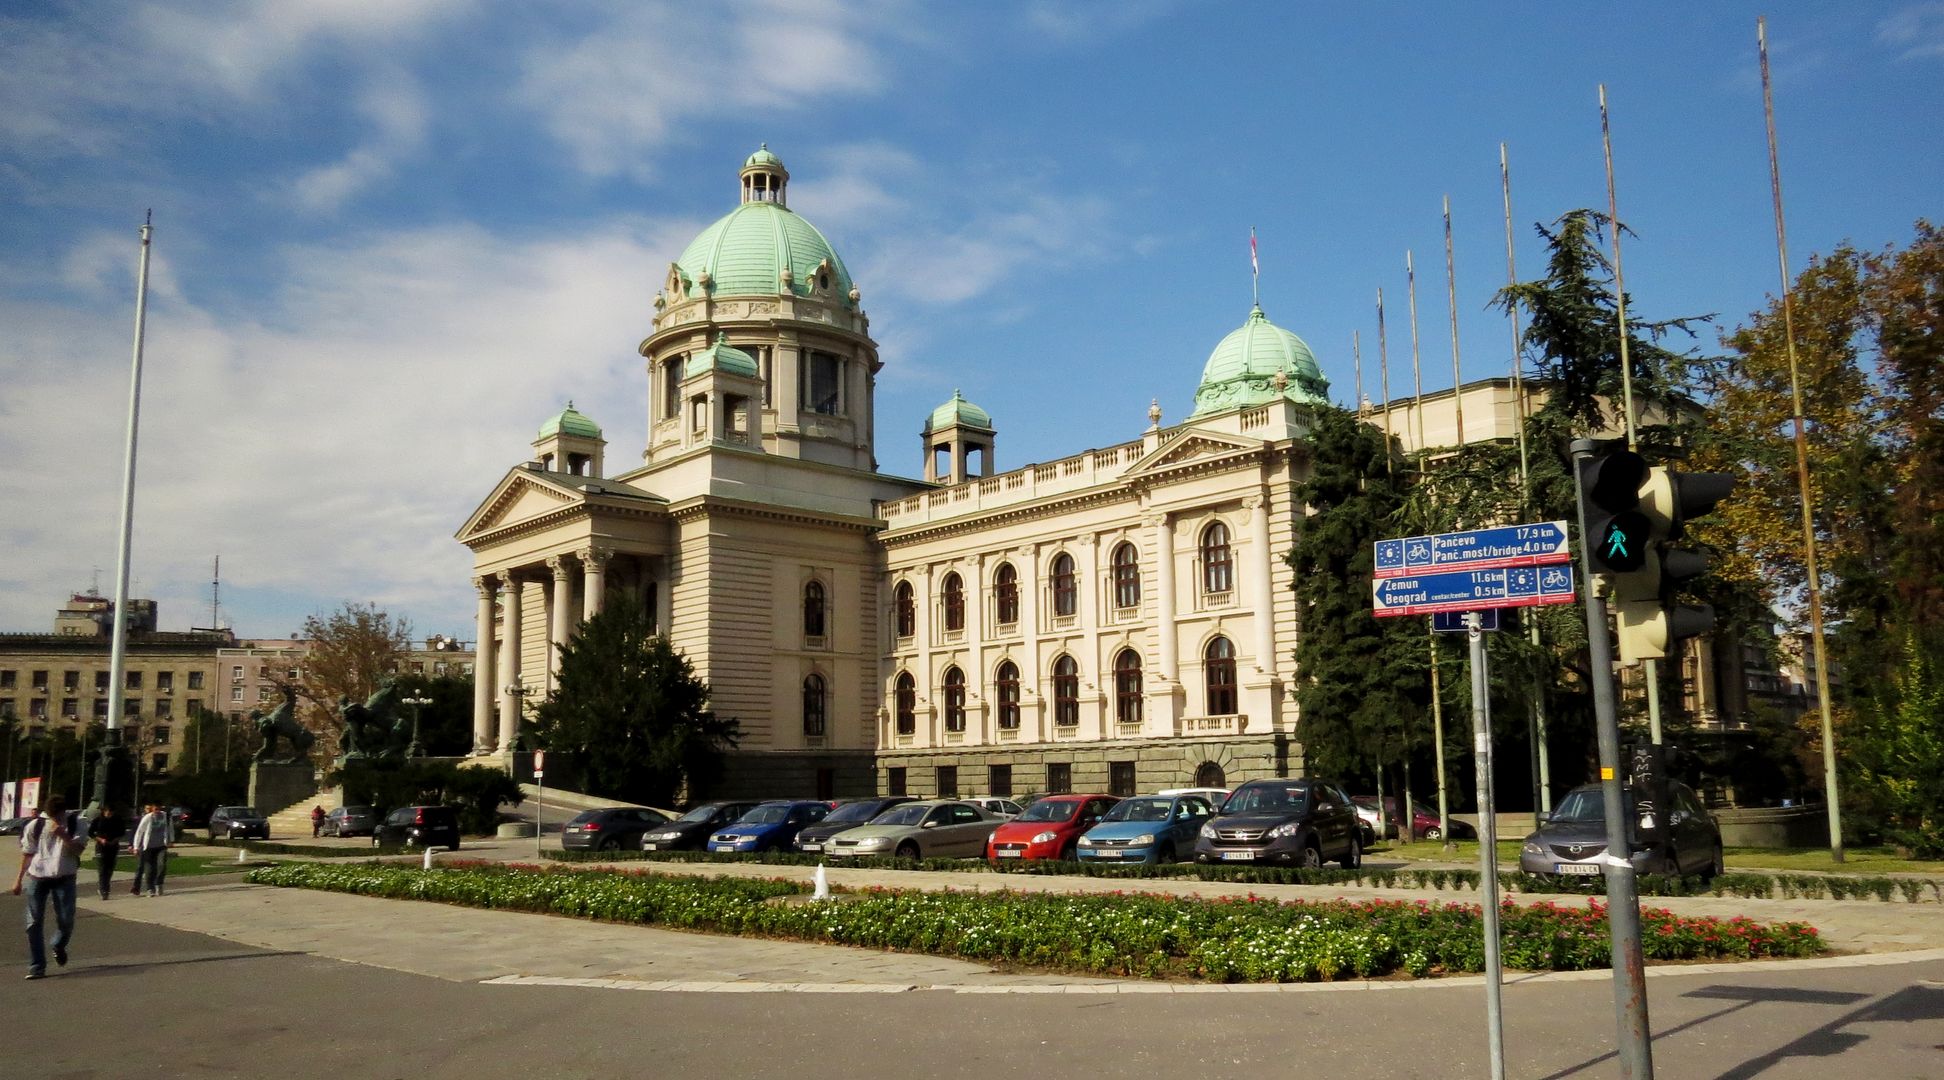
1114 649 1143 725
1051 553 1077 617
994 661 1020 729
1201 522 1233 594
803 580 826 639
1052 655 1079 726
1194 761 1227 789
942 666 966 732
894 672 916 735
894 581 915 639
802 674 827 737
1112 542 1141 609
994 563 1019 625
942 572 965 632
1205 636 1237 715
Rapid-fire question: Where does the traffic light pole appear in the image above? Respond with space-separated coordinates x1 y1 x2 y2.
1466 612 1506 1080
1570 438 1655 1080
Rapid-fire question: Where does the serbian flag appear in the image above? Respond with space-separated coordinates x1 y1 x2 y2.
1250 227 1259 278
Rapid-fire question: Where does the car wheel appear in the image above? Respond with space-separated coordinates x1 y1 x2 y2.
597 836 618 852
895 841 920 860
1706 844 1724 881
1059 841 1077 862
1340 835 1362 870
1423 825 1443 842
1155 842 1176 864
1301 842 1323 869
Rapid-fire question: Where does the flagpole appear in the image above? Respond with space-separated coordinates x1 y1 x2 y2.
1444 196 1466 446
1408 247 1454 851
1760 16 1843 862
1503 142 1552 815
1599 85 1639 450
1378 288 1394 478
98 212 153 813
1353 331 1365 417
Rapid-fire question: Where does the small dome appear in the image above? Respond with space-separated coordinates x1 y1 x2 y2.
1191 305 1331 415
925 389 993 432
744 143 784 169
684 333 760 379
538 402 602 439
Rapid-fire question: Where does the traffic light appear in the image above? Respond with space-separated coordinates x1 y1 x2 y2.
1576 445 1735 664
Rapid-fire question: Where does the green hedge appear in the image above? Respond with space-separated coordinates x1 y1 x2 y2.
246 861 1826 982
199 837 423 858
541 848 1942 903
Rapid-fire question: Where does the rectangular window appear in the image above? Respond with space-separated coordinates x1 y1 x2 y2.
31 670 48 690
188 671 204 690
29 698 46 719
153 726 171 745
0 671 12 690
63 671 79 691
0 699 13 718
157 671 174 691
94 698 109 720
95 671 109 691
231 665 243 680
151 753 168 772
230 686 243 702
155 699 173 718
663 357 682 420
61 699 77 719
886 767 907 797
1109 761 1137 798
1046 762 1072 795
124 698 141 717
127 670 142 689
804 351 842 415
988 764 1013 798
936 765 958 798
186 698 201 714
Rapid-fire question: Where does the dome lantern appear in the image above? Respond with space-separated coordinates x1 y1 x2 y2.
740 143 789 206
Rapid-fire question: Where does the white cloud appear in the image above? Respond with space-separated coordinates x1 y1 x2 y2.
287 70 431 212
1879 3 1944 59
0 216 694 636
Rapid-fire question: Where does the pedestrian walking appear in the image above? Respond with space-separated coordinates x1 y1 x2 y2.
90 803 127 900
310 804 325 838
130 803 172 898
12 793 89 980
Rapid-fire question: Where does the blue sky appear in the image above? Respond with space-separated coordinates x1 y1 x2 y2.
2 1 1938 640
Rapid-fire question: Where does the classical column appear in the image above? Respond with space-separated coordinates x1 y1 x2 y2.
471 575 497 755
498 573 524 753
547 555 574 689
579 546 609 621
1153 513 1178 682
970 552 986 741
916 564 933 746
1247 493 1276 673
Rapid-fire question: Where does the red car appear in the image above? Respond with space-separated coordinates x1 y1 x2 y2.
985 794 1118 861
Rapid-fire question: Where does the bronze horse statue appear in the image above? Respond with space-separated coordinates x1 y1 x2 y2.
253 687 316 762
338 680 407 762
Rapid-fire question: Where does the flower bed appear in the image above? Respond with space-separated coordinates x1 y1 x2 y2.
245 861 1826 983
541 848 1942 903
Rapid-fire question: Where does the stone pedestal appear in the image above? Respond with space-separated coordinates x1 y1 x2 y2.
496 821 537 839
249 761 317 815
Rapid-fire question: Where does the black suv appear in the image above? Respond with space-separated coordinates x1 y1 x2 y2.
638 801 761 851
1191 779 1363 869
372 805 461 850
561 807 671 851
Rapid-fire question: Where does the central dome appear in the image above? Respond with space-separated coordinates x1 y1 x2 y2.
1191 305 1330 415
672 146 855 306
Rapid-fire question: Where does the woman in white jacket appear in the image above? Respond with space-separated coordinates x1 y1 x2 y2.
130 803 172 897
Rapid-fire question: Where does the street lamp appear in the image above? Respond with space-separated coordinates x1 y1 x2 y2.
504 680 535 752
402 692 433 758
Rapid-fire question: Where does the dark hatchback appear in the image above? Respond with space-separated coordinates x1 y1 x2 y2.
1519 782 1723 880
638 801 762 851
372 805 461 850
792 796 918 853
561 807 672 851
322 805 378 837
1191 779 1364 868
209 805 269 840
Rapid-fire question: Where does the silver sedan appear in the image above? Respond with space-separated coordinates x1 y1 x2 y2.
822 800 1002 860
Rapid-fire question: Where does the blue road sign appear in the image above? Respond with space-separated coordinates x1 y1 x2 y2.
1433 609 1499 633
1374 521 1572 579
1372 564 1576 617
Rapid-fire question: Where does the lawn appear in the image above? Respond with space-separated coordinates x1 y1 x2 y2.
1372 839 1524 865
1724 847 1944 875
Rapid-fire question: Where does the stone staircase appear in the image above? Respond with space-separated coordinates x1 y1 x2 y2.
264 786 342 841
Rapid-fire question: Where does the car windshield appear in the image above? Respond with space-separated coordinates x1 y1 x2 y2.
1018 800 1080 823
872 805 930 827
1551 789 1634 823
219 807 260 817
1223 785 1309 816
1103 798 1173 823
678 805 726 823
738 805 793 825
823 801 886 824
568 810 601 824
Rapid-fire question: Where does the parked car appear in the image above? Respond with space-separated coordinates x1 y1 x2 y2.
208 805 269 841
793 796 918 853
825 800 1003 860
986 794 1118 861
707 800 830 853
372 805 461 850
320 805 378 838
1158 787 1232 810
1191 779 1363 868
561 806 672 851
1076 793 1217 864
169 805 205 830
960 796 1025 818
1350 795 1476 843
1519 782 1723 881
0 817 29 836
639 801 762 851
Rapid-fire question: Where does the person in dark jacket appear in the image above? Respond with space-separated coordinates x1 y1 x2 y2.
89 803 127 900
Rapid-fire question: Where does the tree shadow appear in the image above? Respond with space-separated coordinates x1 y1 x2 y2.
1711 981 1944 1079
61 950 306 979
1537 983 1873 1079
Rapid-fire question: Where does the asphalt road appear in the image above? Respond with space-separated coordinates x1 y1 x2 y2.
5 876 1942 1080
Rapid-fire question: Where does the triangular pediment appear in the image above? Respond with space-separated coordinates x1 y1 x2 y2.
1124 429 1264 478
455 470 584 543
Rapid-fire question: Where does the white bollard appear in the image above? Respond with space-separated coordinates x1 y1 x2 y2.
812 862 830 900
423 846 443 871
236 846 249 865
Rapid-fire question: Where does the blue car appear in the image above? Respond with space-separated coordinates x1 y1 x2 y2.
1075 793 1219 864
707 800 831 853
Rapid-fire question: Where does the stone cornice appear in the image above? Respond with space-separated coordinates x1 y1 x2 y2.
665 494 882 534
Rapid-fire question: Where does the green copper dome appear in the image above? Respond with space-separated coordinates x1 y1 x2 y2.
925 389 993 432
673 149 854 306
684 333 760 379
744 143 784 169
538 402 602 440
1190 305 1331 415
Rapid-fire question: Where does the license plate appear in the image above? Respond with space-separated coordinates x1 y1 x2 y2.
996 850 1022 858
799 843 821 852
1555 862 1602 876
1093 851 1123 859
1221 850 1255 861
642 843 659 851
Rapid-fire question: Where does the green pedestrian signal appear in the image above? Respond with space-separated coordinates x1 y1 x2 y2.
1603 527 1628 560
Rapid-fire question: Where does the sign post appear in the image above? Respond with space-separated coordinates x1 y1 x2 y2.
1468 611 1505 1079
532 750 546 858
